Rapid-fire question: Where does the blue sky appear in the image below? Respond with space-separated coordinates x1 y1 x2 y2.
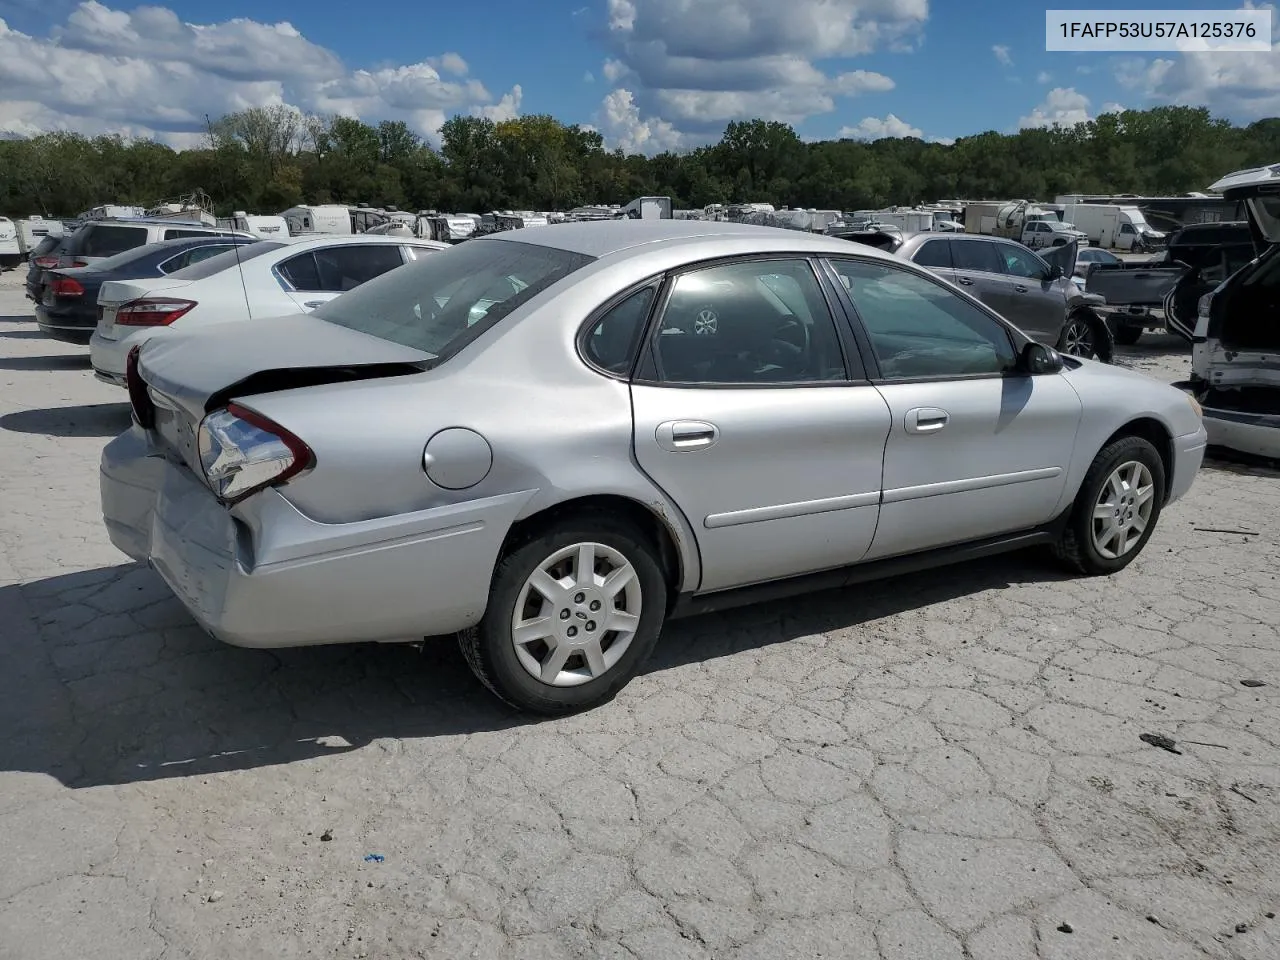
0 1 1276 150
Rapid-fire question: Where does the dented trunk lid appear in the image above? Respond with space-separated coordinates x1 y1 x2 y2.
136 312 435 422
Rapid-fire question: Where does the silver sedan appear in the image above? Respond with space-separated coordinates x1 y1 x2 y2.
101 221 1209 713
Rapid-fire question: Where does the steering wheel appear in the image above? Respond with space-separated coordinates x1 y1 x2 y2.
762 318 809 374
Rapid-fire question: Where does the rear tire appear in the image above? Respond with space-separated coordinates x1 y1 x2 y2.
457 514 668 715
1052 435 1166 575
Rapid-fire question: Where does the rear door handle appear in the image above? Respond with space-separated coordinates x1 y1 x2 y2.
303 300 326 309
656 420 719 452
1014 285 1029 293
905 407 949 434
956 277 974 286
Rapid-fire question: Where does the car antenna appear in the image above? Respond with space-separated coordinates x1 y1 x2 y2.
206 112 253 320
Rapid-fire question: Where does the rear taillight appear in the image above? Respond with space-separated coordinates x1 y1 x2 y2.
33 256 58 268
115 298 197 326
50 276 84 297
1197 293 1213 319
125 345 156 429
197 403 313 503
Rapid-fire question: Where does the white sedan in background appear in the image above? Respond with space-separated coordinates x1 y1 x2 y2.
90 234 448 386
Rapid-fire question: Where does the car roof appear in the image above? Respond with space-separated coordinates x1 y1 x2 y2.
484 218 901 262
277 233 445 249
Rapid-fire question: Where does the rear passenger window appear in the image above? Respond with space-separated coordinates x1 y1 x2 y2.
582 287 655 376
314 245 406 291
164 229 215 240
278 253 322 290
650 259 848 385
80 225 148 257
913 239 953 268
950 239 1003 274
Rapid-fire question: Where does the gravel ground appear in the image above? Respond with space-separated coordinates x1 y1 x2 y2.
1 266 1278 960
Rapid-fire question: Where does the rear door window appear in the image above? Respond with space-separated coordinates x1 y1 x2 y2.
314 244 407 291
79 225 149 257
913 239 953 268
949 239 1003 273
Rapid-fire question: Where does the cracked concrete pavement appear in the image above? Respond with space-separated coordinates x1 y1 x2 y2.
1 270 1278 959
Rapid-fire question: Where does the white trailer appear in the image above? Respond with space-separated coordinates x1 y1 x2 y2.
624 196 673 219
0 217 20 268
15 215 63 255
280 204 353 236
217 212 290 238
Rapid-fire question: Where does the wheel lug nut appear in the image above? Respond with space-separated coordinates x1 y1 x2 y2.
589 600 601 611
567 626 577 638
573 592 585 604
559 609 570 620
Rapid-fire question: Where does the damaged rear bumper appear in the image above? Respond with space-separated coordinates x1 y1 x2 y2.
1174 380 1280 459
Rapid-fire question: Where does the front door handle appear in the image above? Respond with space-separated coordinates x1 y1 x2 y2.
656 420 719 452
956 276 974 286
905 407 949 434
303 300 327 309
1014 285 1029 293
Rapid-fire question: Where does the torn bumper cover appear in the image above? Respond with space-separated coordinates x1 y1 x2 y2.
1174 380 1280 459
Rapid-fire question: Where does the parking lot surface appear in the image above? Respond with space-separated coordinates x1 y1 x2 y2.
1 271 1278 960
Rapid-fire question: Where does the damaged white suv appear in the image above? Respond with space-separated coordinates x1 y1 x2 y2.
1177 164 1280 459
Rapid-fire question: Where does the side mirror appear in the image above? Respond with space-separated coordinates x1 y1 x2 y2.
1046 263 1064 281
1020 341 1064 375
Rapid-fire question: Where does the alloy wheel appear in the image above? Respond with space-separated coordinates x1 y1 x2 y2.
510 542 643 687
1061 318 1096 358
1091 460 1156 559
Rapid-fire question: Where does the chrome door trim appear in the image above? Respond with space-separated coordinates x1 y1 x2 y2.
705 490 881 529
882 466 1062 504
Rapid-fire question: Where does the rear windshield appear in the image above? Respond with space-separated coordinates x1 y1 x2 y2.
167 240 288 280
314 239 595 360
78 224 149 257
81 241 173 272
32 235 62 257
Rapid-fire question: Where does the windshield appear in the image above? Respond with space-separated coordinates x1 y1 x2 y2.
168 240 287 280
314 239 595 359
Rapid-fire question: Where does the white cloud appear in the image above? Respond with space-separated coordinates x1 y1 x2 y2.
1036 70 1052 83
594 88 684 154
1019 86 1092 128
431 52 469 76
476 85 523 122
838 113 923 140
602 0 923 141
929 135 956 145
583 71 595 83
1105 4 1280 119
993 44 1012 67
0 3 517 144
1100 101 1126 115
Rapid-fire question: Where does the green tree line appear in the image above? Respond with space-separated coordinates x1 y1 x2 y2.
2 104 1279 219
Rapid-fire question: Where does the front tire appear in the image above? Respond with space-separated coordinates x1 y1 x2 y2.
1052 435 1166 575
458 515 668 714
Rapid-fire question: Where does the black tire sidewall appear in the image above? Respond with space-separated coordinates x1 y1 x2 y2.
476 519 668 713
1072 437 1166 573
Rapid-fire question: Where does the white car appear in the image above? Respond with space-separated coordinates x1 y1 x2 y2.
90 234 448 386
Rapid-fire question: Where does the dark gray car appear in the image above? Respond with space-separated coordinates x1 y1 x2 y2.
844 231 1113 361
